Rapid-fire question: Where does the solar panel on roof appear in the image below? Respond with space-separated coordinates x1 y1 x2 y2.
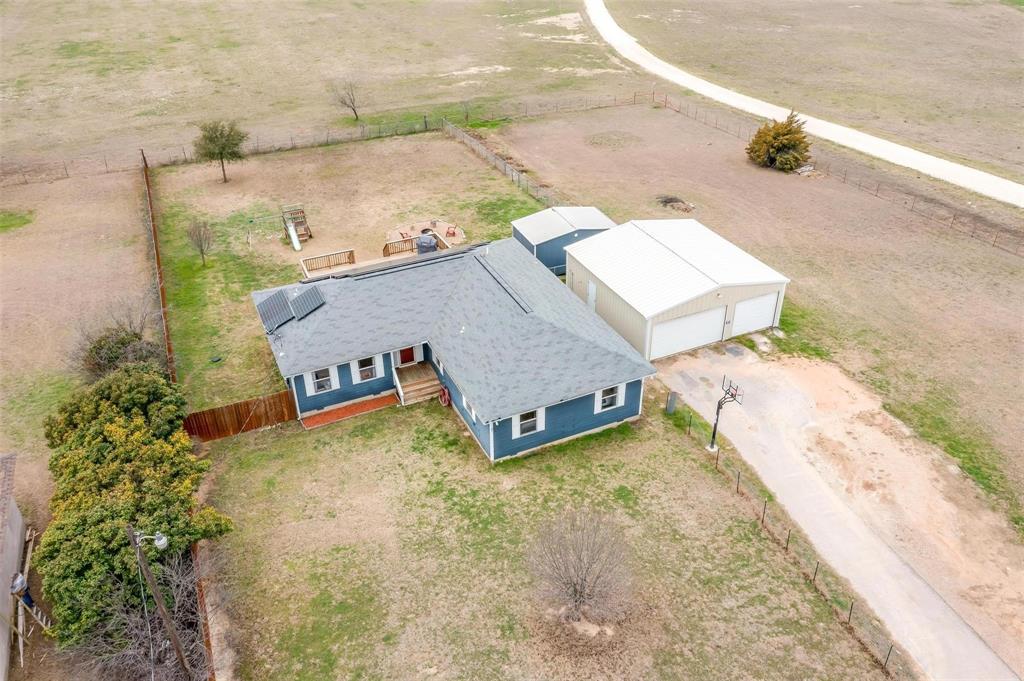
290 285 325 320
256 289 294 333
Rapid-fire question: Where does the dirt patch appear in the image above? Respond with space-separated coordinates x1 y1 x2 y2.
662 346 1024 676
0 1 647 167
487 105 1024 500
609 0 1024 181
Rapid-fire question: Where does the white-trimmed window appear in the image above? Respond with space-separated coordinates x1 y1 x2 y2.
437 360 445 376
306 366 339 394
513 407 545 438
462 394 476 422
350 354 383 383
594 383 626 413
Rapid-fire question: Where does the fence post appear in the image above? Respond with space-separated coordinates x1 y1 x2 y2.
760 498 767 525
847 600 854 623
785 528 791 551
883 644 893 669
735 470 741 493
687 412 692 435
812 561 820 583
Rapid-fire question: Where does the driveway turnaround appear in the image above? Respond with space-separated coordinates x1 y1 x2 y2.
584 0 1024 208
658 349 1019 680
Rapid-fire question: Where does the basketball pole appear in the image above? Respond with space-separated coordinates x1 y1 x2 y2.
707 376 743 452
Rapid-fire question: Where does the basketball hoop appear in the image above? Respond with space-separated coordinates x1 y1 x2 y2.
708 375 743 451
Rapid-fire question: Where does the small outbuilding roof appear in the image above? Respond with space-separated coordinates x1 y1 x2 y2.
511 206 616 244
253 239 654 423
564 219 790 318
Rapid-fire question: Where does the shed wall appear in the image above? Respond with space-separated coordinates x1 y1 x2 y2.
0 496 24 681
565 254 648 353
535 229 604 275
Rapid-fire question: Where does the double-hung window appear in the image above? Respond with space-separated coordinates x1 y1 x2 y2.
594 383 626 413
306 366 338 394
513 407 545 438
352 355 379 383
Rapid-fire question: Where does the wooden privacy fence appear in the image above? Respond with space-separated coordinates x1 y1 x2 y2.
184 390 297 441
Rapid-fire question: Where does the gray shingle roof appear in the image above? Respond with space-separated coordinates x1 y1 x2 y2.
252 239 654 423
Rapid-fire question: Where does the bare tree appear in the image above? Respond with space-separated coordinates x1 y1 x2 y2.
187 219 214 266
460 100 471 124
528 509 632 623
72 551 212 681
72 295 164 380
329 79 361 121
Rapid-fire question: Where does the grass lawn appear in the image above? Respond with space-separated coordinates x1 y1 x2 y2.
153 134 543 411
0 209 34 234
156 200 298 410
208 388 881 680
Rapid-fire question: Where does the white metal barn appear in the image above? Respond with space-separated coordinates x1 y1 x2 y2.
564 219 789 360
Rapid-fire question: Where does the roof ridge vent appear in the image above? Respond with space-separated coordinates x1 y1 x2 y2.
474 253 532 313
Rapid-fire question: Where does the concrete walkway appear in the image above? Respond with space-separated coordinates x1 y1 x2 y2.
584 0 1024 208
658 350 1018 680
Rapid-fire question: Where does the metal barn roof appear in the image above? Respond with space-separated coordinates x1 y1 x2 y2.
511 206 616 244
564 219 790 318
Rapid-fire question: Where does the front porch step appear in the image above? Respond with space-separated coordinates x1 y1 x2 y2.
402 377 442 404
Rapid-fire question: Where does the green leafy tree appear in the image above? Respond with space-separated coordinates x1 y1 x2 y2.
746 111 811 172
36 366 231 645
193 120 249 182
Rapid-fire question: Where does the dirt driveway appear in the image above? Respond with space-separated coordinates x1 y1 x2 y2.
658 344 1023 678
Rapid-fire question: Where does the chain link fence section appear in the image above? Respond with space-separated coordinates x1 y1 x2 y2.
668 402 921 679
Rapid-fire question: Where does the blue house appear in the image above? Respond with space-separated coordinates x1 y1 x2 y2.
252 239 655 461
511 206 616 275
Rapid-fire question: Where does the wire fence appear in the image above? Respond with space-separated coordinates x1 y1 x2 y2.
7 89 1018 259
441 119 569 207
653 92 1024 258
665 399 920 680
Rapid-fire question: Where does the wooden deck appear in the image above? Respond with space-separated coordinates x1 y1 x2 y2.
396 362 435 383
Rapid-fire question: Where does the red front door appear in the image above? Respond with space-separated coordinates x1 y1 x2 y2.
399 346 415 365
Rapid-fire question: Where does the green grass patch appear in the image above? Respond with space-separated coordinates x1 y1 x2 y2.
0 210 33 234
459 194 544 241
0 371 79 451
273 546 385 681
883 389 1024 536
54 39 151 76
156 199 298 409
770 303 831 360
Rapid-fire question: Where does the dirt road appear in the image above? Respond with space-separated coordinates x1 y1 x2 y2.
659 345 1022 680
584 0 1024 207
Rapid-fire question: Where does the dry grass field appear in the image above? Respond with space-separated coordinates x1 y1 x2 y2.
608 0 1024 181
0 1 646 167
153 133 542 410
208 390 884 681
482 104 1024 527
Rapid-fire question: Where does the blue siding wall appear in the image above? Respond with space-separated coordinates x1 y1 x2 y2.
293 352 395 413
428 355 491 457
535 229 604 275
512 227 534 255
491 379 643 459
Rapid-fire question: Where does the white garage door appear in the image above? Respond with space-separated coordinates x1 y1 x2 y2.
732 292 779 337
650 306 727 359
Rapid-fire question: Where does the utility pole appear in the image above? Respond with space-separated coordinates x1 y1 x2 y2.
126 524 193 680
